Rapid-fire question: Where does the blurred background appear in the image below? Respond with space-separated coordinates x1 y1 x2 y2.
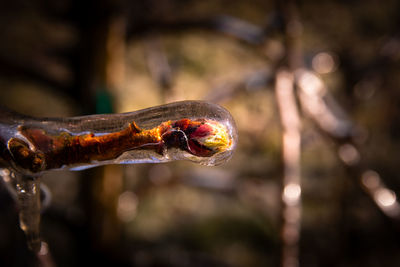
1 0 400 266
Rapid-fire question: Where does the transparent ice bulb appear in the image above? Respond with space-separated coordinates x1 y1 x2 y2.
1 101 238 175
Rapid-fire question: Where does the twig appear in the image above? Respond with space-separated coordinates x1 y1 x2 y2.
275 1 304 266
14 173 42 252
144 36 174 100
204 68 273 103
295 69 400 225
275 69 301 267
127 15 267 45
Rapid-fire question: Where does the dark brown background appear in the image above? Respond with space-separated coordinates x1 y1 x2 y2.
1 0 400 266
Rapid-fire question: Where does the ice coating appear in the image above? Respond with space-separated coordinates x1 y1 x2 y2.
0 101 238 175
15 173 41 252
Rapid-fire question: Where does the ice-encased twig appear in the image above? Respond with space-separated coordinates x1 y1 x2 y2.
1 101 237 176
